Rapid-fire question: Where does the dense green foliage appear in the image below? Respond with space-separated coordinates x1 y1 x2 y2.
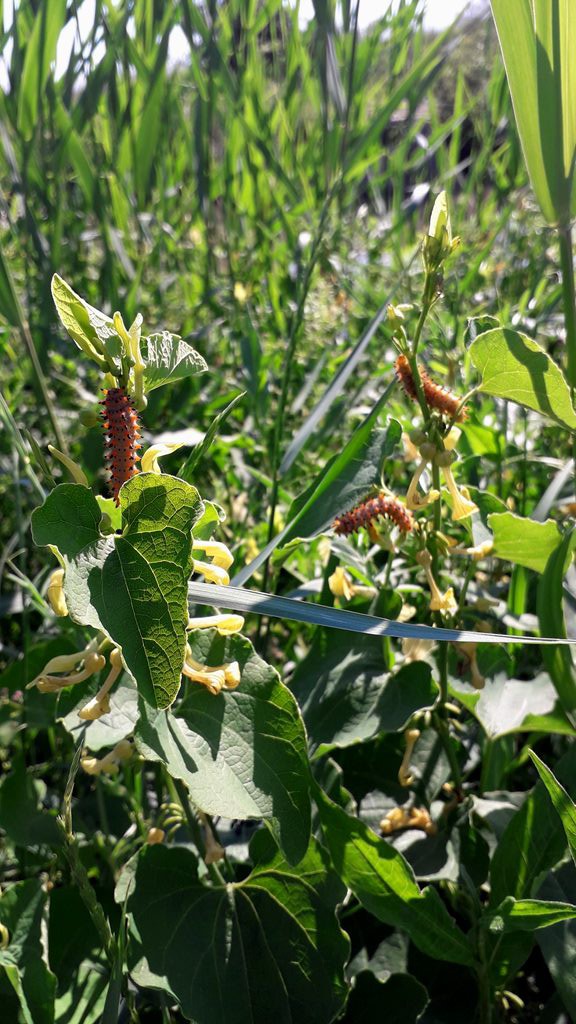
3 2 576 1023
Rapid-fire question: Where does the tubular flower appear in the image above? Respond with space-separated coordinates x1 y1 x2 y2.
33 651 106 694
46 568 68 617
182 647 241 695
402 637 436 663
328 567 375 601
0 924 9 950
78 648 123 721
81 739 133 777
380 805 436 837
192 539 234 586
454 642 485 690
452 539 494 561
398 728 420 786
141 442 184 474
436 452 478 522
405 456 440 511
415 549 458 616
187 613 244 636
27 643 99 688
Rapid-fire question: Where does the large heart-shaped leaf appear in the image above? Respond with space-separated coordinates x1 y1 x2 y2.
469 328 576 429
489 511 562 573
31 476 203 708
126 833 349 1024
135 631 311 864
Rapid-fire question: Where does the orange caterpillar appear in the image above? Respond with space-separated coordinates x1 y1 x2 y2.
101 387 141 505
395 354 466 421
333 494 414 536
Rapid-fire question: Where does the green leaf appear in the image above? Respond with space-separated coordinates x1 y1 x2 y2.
0 880 56 1024
469 327 576 429
489 511 562 573
490 0 576 226
339 972 428 1024
537 863 576 1018
136 631 311 864
31 483 102 559
126 834 349 1024
537 528 576 715
32 476 204 709
17 0 68 140
453 671 575 738
290 632 438 755
51 275 117 369
143 331 208 392
316 789 474 967
234 411 401 585
284 418 403 546
529 751 576 866
53 963 107 1024
485 896 576 933
490 744 576 905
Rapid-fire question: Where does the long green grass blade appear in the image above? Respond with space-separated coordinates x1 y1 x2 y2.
188 582 576 646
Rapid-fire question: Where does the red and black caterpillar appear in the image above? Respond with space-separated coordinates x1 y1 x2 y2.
101 387 141 504
333 494 414 536
395 354 466 421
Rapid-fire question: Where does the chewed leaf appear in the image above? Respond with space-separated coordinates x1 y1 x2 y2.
51 274 119 367
143 331 208 391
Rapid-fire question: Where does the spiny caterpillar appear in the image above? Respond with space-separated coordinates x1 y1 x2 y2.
333 494 414 536
101 387 141 504
395 354 466 421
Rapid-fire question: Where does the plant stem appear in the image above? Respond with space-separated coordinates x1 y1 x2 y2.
559 225 576 390
57 731 117 967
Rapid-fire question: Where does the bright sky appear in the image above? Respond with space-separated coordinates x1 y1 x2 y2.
0 0 471 89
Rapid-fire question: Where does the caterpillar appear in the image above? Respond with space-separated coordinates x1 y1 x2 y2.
395 354 466 420
101 387 141 505
333 494 414 536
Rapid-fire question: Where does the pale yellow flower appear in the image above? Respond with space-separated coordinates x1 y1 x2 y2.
328 567 375 601
35 652 106 693
380 805 436 836
415 549 458 616
81 739 133 776
78 648 123 721
182 647 241 695
46 568 68 617
141 442 184 474
439 460 478 521
398 728 420 786
402 637 436 663
192 539 234 586
187 613 244 636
